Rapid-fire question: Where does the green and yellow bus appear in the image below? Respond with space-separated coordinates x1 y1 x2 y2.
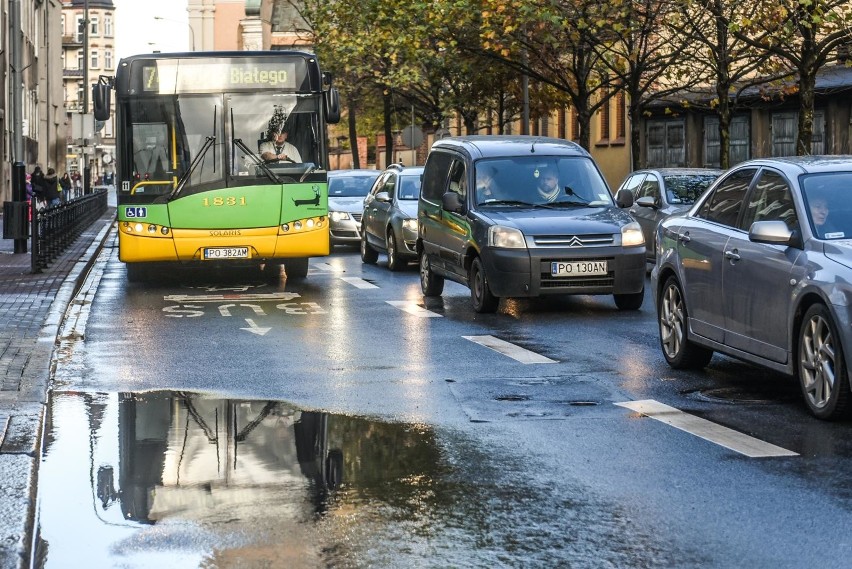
93 51 341 281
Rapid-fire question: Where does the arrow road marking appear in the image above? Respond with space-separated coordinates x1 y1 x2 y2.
386 301 442 318
615 400 799 458
341 277 379 289
462 335 557 364
240 318 271 336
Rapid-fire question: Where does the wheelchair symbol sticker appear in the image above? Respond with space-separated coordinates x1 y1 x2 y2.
126 207 147 218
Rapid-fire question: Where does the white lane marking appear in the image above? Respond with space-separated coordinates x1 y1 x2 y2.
615 400 799 458
165 292 300 303
341 277 379 289
386 301 442 318
313 262 337 271
462 335 557 364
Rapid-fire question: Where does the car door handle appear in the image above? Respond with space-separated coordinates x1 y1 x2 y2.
629 208 637 214
724 249 741 261
677 231 690 243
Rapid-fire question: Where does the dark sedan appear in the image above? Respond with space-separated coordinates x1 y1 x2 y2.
618 168 722 264
652 156 852 419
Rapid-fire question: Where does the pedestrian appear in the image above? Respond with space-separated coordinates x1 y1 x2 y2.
30 166 46 210
44 168 62 208
59 172 72 202
72 172 82 198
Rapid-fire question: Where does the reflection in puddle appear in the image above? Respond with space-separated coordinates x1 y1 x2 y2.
36 391 452 567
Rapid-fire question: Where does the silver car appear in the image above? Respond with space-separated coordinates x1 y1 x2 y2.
652 156 852 419
617 168 722 264
327 169 381 246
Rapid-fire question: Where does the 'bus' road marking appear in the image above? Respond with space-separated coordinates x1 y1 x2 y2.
462 335 557 364
341 277 379 289
614 399 799 458
164 292 301 303
386 301 442 318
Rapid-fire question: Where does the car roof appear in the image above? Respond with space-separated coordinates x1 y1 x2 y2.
431 135 590 160
636 168 723 176
733 155 852 174
328 169 380 177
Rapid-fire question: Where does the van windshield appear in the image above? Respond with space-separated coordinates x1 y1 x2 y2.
475 157 612 207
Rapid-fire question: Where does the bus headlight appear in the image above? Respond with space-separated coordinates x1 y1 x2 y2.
134 223 143 232
621 222 645 247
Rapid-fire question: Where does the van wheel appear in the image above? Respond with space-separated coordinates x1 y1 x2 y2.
798 304 851 420
614 289 644 310
420 252 444 296
387 230 404 271
658 277 712 369
361 229 378 264
470 257 498 313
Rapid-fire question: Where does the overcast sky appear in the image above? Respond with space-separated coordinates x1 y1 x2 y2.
113 0 190 61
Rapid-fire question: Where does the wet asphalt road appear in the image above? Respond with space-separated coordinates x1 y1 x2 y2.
35 237 852 568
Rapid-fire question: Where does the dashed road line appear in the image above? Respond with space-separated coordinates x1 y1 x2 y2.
386 301 442 318
462 335 558 364
341 277 379 289
313 262 338 272
615 399 799 458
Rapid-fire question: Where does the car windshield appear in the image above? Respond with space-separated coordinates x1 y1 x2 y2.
328 173 379 197
475 156 611 206
663 174 719 205
801 172 852 240
398 174 421 200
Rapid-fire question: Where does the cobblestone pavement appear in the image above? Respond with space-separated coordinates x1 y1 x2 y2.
0 207 115 569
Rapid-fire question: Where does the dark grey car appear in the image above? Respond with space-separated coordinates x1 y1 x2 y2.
361 165 423 271
652 156 852 420
617 168 722 264
417 136 646 313
328 169 381 246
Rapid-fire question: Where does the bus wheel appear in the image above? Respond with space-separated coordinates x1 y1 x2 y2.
285 258 309 279
263 262 284 283
126 264 147 283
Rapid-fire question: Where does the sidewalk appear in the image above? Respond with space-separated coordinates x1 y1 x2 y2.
0 206 115 569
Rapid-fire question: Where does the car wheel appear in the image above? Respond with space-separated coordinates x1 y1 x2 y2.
285 257 309 279
360 229 378 264
387 229 404 272
470 257 499 313
658 276 713 369
419 252 444 296
614 289 644 310
798 304 851 420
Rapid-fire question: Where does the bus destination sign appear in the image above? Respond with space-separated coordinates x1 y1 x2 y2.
140 60 301 93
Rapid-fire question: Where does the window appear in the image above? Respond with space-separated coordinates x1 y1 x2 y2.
61 14 66 34
697 168 757 228
75 17 84 42
77 82 84 106
105 50 113 70
621 173 646 196
90 17 99 36
599 87 610 142
383 173 397 199
705 116 750 167
91 49 99 69
637 176 661 201
77 50 84 70
741 170 798 231
615 92 626 140
421 152 453 202
646 120 685 167
105 16 113 37
448 159 467 199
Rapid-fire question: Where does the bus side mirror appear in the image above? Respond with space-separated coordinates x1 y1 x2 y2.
92 83 112 121
325 87 341 124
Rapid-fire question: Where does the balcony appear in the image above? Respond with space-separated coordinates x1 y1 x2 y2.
63 69 84 78
63 34 83 46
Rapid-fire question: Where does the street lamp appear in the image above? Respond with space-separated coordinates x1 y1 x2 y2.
153 16 196 51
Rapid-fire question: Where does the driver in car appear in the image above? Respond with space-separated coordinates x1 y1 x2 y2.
260 110 302 163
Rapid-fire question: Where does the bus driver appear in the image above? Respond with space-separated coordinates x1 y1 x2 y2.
260 108 302 163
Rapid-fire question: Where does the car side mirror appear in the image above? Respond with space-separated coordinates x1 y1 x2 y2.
749 220 793 245
636 196 658 209
615 188 634 208
442 191 465 214
375 191 391 203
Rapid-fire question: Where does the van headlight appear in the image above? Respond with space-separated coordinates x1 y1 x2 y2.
621 222 645 247
489 225 526 248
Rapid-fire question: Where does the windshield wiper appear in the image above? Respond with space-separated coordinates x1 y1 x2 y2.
169 136 215 201
480 199 538 207
233 138 280 184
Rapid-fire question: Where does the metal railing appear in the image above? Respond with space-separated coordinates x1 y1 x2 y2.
31 189 109 273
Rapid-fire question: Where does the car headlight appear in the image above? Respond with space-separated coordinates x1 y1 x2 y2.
488 225 526 248
621 222 645 247
402 218 417 232
329 211 350 222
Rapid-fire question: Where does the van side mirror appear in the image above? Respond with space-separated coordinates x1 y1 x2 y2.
325 87 341 124
615 188 634 208
442 191 465 214
92 81 112 121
